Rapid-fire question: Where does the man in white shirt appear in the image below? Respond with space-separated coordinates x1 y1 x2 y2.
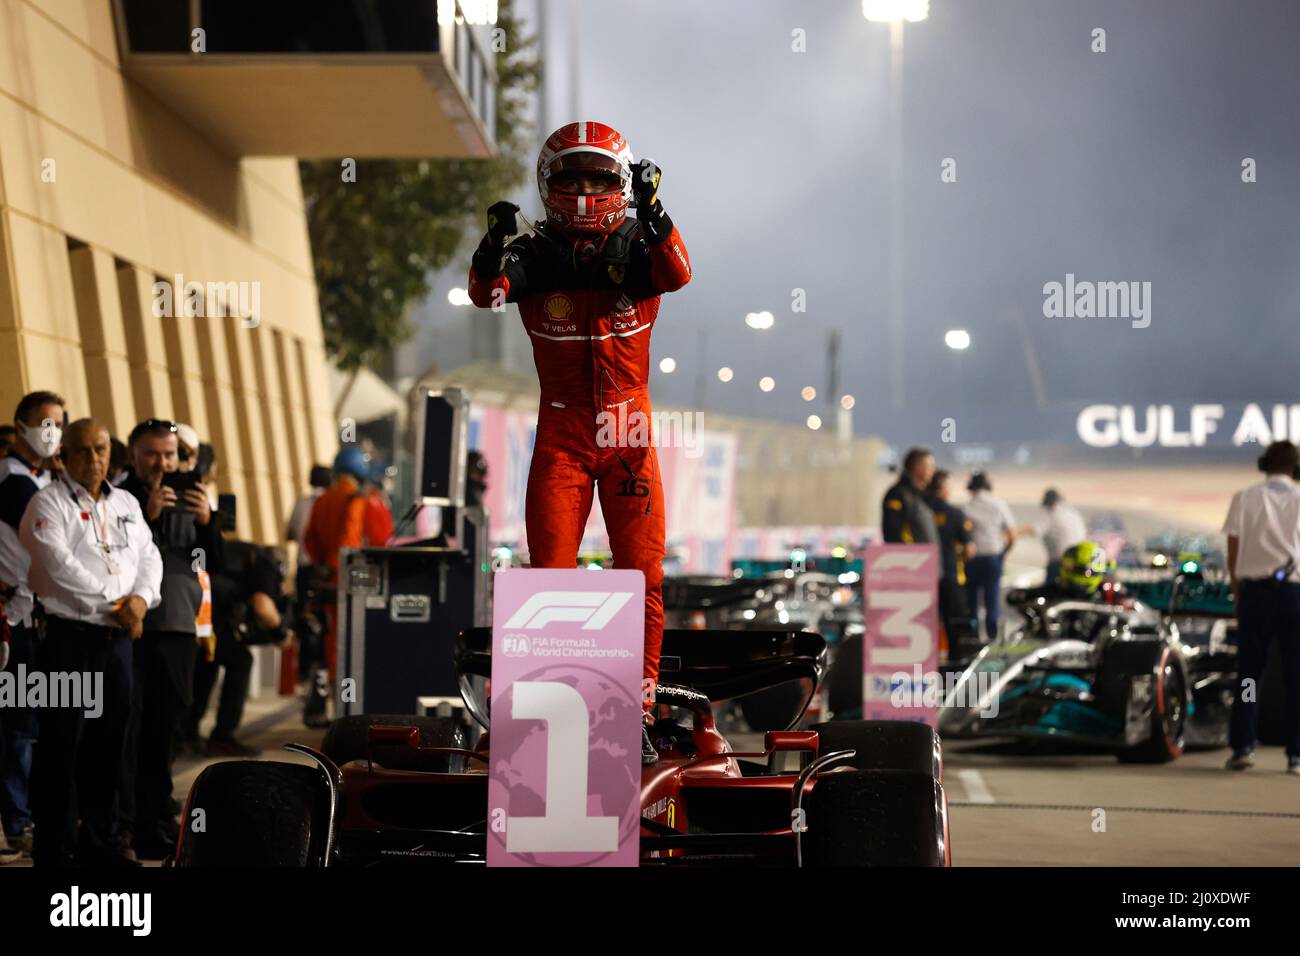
1019 488 1089 583
20 419 162 866
1221 441 1300 774
964 472 1017 640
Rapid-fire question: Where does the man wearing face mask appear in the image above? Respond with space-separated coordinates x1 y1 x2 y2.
0 390 65 857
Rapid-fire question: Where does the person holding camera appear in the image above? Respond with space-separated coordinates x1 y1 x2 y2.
117 419 223 857
1222 440 1300 774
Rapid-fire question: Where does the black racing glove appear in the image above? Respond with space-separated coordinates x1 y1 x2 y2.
472 201 521 278
486 200 520 246
632 159 673 244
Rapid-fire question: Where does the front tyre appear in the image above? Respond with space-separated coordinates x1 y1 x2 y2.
175 761 329 867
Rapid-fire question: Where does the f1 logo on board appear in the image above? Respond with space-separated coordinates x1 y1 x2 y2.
505 591 634 630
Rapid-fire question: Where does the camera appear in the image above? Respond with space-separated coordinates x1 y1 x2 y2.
161 469 202 501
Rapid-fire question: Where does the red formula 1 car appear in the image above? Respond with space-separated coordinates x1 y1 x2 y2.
174 628 949 867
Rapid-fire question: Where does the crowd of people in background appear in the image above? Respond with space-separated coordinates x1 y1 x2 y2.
881 447 1068 655
882 446 1141 654
881 442 1300 774
0 390 396 867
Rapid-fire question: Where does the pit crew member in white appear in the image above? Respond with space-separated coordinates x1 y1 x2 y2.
19 419 161 867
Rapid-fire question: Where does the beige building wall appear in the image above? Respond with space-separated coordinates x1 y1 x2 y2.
0 0 336 543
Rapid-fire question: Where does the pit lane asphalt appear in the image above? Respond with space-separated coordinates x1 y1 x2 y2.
939 740 1300 866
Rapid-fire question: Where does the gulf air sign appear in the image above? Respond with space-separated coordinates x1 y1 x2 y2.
1077 403 1300 449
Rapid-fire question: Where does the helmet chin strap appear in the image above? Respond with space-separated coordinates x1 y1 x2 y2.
552 218 607 258
527 208 620 268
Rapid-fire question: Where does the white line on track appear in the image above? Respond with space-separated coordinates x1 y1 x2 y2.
957 769 995 804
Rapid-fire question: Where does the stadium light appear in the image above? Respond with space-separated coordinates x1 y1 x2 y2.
801 386 817 401
447 287 472 306
717 366 734 382
759 376 775 393
807 415 823 430
945 329 971 350
659 357 677 374
745 311 775 330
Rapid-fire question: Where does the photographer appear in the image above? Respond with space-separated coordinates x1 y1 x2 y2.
186 538 289 757
118 419 223 858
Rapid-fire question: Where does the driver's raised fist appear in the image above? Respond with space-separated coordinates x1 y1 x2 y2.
486 201 521 246
631 160 662 208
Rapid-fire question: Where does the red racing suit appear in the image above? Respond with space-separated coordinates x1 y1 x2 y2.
468 216 692 708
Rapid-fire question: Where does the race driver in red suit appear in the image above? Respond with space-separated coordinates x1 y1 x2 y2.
468 121 691 766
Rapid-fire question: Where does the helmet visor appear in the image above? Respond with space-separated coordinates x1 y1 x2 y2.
542 150 626 187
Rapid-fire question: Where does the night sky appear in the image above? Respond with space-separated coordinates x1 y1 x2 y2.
538 0 1300 437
